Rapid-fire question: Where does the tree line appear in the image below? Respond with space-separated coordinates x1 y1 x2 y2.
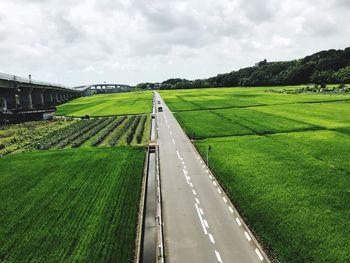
136 47 350 90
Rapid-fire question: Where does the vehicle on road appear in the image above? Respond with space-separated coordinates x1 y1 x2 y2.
158 107 163 112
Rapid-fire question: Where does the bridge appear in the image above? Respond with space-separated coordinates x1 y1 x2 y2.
76 83 133 96
0 72 81 122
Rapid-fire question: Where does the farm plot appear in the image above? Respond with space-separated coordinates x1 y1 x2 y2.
0 147 144 262
160 86 350 112
195 132 350 263
0 120 72 156
30 114 150 150
56 91 153 117
175 107 319 139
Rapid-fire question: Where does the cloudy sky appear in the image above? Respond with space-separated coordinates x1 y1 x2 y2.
0 0 349 86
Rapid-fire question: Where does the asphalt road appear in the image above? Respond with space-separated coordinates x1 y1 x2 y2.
155 92 266 263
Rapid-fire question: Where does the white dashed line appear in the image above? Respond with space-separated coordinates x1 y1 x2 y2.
255 248 264 261
244 231 252 242
172 138 175 144
192 190 197 196
235 218 242 226
190 182 193 188
213 181 217 186
200 160 203 164
176 150 181 159
217 188 222 194
199 208 204 215
195 198 200 204
197 156 200 160
208 233 215 244
205 169 209 173
228 207 234 213
202 165 206 168
209 175 213 179
203 219 209 228
223 197 227 203
195 203 207 235
215 250 223 263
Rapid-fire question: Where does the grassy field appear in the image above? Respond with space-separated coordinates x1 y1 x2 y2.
0 147 145 262
160 86 350 262
160 86 350 112
56 91 153 117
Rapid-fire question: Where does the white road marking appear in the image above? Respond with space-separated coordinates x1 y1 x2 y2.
255 248 264 261
169 130 172 135
244 231 252 242
195 198 200 204
190 182 193 188
183 169 190 184
197 156 200 160
200 160 203 164
205 169 209 173
217 188 222 194
229 207 234 213
223 197 227 203
208 233 215 244
192 189 197 196
215 250 223 263
202 165 206 168
195 203 207 235
213 181 217 186
209 175 213 179
176 150 181 159
235 218 242 226
184 166 187 169
199 208 204 215
172 138 176 144
203 219 209 228
182 161 185 165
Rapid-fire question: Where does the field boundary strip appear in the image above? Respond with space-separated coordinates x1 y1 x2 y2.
134 144 149 263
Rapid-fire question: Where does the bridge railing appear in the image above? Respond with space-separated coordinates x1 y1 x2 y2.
0 72 71 89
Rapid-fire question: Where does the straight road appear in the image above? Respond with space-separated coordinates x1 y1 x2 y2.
155 92 267 263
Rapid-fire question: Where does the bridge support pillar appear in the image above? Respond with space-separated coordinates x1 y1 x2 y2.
19 87 33 110
32 89 44 108
44 90 53 107
0 97 7 113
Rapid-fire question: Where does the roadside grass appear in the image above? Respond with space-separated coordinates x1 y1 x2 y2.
0 147 145 263
56 91 153 117
195 132 350 263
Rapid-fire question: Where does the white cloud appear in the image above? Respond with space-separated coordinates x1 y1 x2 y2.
0 0 348 86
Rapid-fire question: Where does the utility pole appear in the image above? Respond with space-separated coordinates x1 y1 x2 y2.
207 145 212 168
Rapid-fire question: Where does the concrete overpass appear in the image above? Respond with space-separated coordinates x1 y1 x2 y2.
0 72 81 123
75 83 132 96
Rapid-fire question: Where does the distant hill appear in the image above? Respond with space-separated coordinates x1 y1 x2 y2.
137 47 350 89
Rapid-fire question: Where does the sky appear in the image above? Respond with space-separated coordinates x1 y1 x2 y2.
0 0 349 87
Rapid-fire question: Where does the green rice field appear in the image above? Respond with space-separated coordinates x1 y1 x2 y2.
160 86 350 262
56 91 153 117
0 147 145 262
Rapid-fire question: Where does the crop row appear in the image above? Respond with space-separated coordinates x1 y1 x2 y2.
91 116 127 147
109 116 137 146
71 117 116 148
126 115 142 144
136 115 147 144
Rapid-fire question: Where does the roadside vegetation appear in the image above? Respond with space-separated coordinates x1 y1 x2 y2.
160 86 350 262
0 147 144 262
